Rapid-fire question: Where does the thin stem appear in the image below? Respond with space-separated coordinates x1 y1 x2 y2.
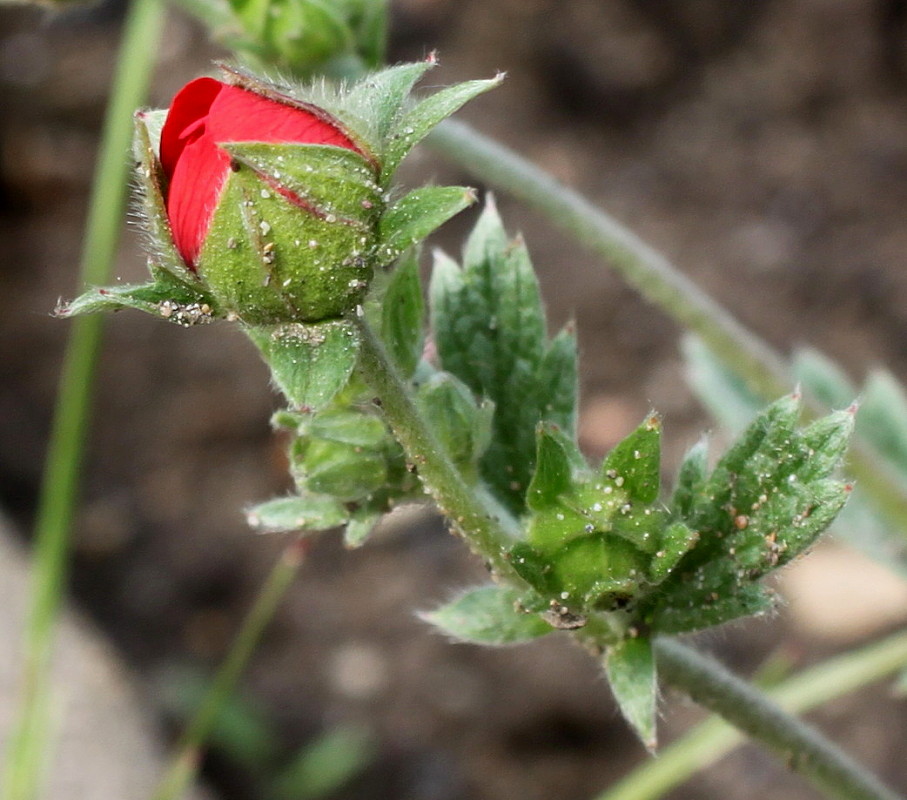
651 638 906 800
427 119 907 539
599 629 907 800
152 540 306 800
1 1 165 796
351 313 523 578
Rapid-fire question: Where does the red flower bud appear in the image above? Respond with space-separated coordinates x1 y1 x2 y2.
160 77 361 268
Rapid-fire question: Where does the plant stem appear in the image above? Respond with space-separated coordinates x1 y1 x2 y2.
599 629 907 800
1 1 165 796
650 638 906 800
152 540 306 800
351 313 523 578
427 119 907 539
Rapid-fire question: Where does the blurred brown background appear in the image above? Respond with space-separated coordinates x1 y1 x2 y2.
1 0 907 798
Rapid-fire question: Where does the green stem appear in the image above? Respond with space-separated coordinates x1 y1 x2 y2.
1 1 165 796
351 313 522 578
599 630 907 800
427 119 907 539
650 639 905 800
152 540 306 800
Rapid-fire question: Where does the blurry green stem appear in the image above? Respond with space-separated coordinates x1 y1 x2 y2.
1 0 165 797
651 638 905 800
152 540 306 800
427 119 907 537
599 630 907 800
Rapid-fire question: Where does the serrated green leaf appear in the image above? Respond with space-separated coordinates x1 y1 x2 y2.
605 638 657 751
383 74 504 178
420 585 553 645
798 408 856 482
376 185 476 266
247 494 348 533
430 199 566 512
600 415 662 504
537 326 579 436
792 347 856 410
380 250 424 376
247 320 360 411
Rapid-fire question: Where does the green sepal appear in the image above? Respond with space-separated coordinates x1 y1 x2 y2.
537 325 579 436
670 439 709 519
380 249 424 377
344 59 436 147
604 637 658 751
376 186 477 266
647 521 699 583
526 424 583 511
302 438 388 501
56 268 216 325
415 372 493 479
247 320 360 411
306 408 388 448
600 415 661 504
419 585 553 645
246 493 349 533
200 159 373 324
343 507 383 548
224 142 381 226
383 73 504 180
133 113 198 285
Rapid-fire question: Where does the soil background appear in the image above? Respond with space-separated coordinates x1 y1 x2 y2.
1 1 907 798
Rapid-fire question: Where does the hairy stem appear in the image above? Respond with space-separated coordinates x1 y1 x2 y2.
427 119 907 539
1 0 165 795
152 540 306 800
351 312 523 578
652 638 906 800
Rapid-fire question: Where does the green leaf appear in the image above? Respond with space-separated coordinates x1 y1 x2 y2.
302 439 388 501
643 581 775 634
604 637 657 751
376 185 476 266
600 414 662 504
420 585 553 645
430 198 573 513
859 369 907 475
308 408 388 448
246 494 349 533
247 320 360 411
670 438 708 519
537 325 579 435
647 521 699 583
380 249 424 376
343 508 382 548
383 73 504 179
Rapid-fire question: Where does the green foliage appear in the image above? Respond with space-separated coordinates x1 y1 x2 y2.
429 199 578 513
605 638 657 751
420 585 554 645
379 249 424 376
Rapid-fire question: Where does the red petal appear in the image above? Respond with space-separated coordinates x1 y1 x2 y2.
165 131 231 267
159 77 223 178
206 84 358 151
